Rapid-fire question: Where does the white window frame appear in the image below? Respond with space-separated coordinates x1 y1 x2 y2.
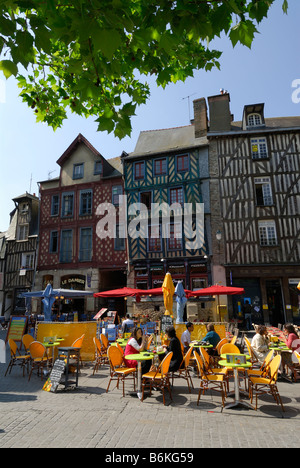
251 137 268 159
254 177 273 206
258 220 277 246
248 113 262 127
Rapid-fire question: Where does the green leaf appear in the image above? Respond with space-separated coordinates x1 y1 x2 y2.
92 28 122 59
0 59 18 78
229 21 258 49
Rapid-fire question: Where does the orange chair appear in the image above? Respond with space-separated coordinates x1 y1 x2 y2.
171 345 194 393
5 339 30 377
106 346 136 397
244 336 259 365
71 334 85 367
194 351 227 407
216 338 228 355
22 334 35 354
248 354 284 411
248 350 274 378
141 352 173 405
200 346 229 391
220 343 241 355
146 335 153 350
100 334 109 365
92 337 102 375
28 341 50 381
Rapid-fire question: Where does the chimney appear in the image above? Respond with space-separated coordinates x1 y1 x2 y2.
193 98 208 138
208 93 232 132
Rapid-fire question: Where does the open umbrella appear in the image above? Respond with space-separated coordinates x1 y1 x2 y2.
94 287 141 298
175 281 187 324
162 272 175 316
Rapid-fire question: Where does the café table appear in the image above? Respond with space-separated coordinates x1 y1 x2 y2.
218 358 253 410
189 342 213 349
44 341 62 364
125 351 155 399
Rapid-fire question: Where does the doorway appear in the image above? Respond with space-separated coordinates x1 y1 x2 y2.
266 280 285 326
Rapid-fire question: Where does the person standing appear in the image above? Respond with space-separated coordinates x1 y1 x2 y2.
243 300 253 330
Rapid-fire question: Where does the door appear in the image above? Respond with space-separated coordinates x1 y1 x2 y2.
266 280 285 326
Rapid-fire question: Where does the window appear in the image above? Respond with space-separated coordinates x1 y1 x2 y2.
170 187 184 205
112 185 123 205
51 195 60 216
94 160 102 175
254 178 273 206
248 113 262 127
60 230 73 263
140 191 152 210
251 138 268 159
177 154 189 172
134 161 145 180
21 253 34 269
79 227 92 262
80 190 93 215
154 158 167 176
17 224 29 241
73 163 84 180
62 193 74 217
114 224 125 250
148 225 162 252
50 231 58 253
258 221 277 246
168 222 182 250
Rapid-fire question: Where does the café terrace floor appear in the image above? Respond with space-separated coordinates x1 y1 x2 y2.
0 330 300 449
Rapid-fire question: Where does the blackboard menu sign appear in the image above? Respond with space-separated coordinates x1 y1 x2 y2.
161 315 174 334
43 358 66 393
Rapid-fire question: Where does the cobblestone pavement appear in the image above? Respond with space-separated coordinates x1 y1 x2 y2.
0 330 299 449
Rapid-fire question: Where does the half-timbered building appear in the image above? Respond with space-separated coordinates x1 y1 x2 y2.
122 99 213 321
36 134 127 318
0 192 39 318
207 93 300 325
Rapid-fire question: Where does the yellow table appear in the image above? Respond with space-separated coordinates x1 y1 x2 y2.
218 359 253 410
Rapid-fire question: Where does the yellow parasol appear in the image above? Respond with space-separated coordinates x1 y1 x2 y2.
162 272 175 316
297 282 300 291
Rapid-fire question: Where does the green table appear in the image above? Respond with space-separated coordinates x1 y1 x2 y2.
125 351 154 399
218 359 253 410
189 342 213 349
44 341 61 366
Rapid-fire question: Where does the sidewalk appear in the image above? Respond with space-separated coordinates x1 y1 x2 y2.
0 330 299 449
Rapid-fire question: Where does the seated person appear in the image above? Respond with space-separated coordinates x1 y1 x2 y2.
122 314 134 333
282 323 300 373
202 323 221 355
180 322 194 353
124 327 151 374
251 325 270 364
161 326 183 372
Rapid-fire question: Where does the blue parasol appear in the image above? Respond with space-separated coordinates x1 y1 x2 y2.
175 281 187 324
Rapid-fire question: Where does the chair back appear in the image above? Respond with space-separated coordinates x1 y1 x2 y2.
269 354 281 383
230 336 237 345
116 342 124 355
194 351 207 380
22 334 34 352
29 341 46 359
108 346 123 369
100 333 109 350
220 343 240 355
244 338 259 363
72 334 85 349
93 337 102 355
159 352 173 377
146 335 153 350
8 339 18 357
263 350 274 370
216 338 228 354
200 346 210 370
184 345 194 367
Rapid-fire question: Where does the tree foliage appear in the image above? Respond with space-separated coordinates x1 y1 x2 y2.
0 0 288 138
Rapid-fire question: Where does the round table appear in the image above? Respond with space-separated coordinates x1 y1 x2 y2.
218 359 253 410
44 341 61 366
126 351 154 399
189 342 213 349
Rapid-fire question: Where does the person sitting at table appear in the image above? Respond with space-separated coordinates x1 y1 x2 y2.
161 326 183 372
124 327 151 374
202 323 221 355
181 322 194 354
251 325 270 364
281 323 300 373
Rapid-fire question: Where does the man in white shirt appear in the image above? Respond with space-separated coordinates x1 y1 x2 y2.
181 322 194 353
122 314 134 332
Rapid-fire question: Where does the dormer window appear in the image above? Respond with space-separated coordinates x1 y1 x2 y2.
94 160 102 175
247 113 262 127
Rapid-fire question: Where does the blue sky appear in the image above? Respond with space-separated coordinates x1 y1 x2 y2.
0 0 299 232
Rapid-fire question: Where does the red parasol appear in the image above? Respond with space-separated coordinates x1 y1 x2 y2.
185 284 244 298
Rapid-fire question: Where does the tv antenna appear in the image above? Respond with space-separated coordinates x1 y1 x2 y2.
29 173 33 193
182 93 196 122
48 170 56 180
